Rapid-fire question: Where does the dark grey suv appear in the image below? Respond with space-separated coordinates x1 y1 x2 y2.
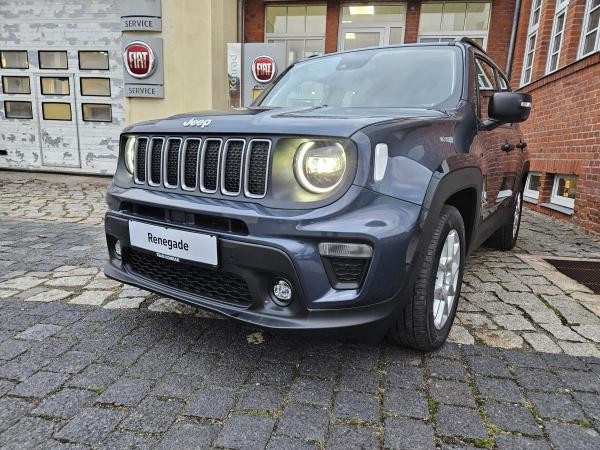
104 39 531 351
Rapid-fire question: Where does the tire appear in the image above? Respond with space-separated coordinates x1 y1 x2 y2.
388 205 466 352
485 191 523 251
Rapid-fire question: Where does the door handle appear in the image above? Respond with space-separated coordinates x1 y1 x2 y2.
501 143 515 152
515 140 528 150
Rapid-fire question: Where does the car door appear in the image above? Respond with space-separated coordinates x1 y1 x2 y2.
471 56 520 221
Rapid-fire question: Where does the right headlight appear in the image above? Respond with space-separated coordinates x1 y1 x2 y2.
293 141 347 194
123 135 136 175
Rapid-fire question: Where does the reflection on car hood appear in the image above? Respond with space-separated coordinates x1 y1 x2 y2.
123 106 449 138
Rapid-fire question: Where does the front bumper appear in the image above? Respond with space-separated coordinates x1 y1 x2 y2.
104 184 423 336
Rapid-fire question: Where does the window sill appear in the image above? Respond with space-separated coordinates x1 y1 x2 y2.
523 195 538 204
541 202 574 216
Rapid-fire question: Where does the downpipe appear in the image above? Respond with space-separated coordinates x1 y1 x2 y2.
506 0 522 77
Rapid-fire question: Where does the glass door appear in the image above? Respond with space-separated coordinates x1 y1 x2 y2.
35 73 81 168
341 28 384 51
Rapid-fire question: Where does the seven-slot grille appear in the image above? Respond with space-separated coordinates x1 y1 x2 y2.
134 137 271 198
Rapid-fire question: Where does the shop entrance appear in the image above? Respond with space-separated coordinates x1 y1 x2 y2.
338 4 407 51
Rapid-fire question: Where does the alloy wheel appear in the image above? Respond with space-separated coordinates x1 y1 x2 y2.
433 229 461 330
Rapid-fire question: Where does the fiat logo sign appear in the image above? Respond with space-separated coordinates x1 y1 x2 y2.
123 41 156 79
252 56 277 83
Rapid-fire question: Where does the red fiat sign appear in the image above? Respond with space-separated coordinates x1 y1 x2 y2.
252 56 277 83
123 41 156 79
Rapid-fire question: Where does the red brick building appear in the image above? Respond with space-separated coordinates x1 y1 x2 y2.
243 0 600 233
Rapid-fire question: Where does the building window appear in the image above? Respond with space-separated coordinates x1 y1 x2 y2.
0 50 28 69
79 51 109 70
2 76 30 94
551 174 577 209
265 4 326 65
40 77 70 95
546 0 569 73
4 101 33 119
524 173 542 200
39 51 68 69
418 1 491 48
521 0 543 86
339 4 407 50
82 103 112 122
580 0 600 57
80 78 111 96
42 102 72 121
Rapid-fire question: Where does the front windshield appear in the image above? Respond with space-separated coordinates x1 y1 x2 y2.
258 46 461 109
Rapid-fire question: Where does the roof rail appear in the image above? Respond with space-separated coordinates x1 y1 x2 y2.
453 37 486 53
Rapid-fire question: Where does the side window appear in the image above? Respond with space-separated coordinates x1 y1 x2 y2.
475 58 498 121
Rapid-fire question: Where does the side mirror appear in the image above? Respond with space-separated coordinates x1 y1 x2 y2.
483 92 532 130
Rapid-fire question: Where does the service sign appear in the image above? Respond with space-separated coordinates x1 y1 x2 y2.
252 56 277 83
120 0 162 31
121 36 164 98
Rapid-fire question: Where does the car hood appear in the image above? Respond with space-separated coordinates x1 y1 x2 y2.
123 106 449 138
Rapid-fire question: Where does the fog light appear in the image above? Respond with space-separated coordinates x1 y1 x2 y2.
114 240 122 258
272 279 293 305
318 242 373 258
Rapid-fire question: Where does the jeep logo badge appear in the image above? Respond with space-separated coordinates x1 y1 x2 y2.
182 118 212 128
123 41 156 79
252 56 277 83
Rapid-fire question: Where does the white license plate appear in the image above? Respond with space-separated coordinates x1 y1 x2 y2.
128 221 218 266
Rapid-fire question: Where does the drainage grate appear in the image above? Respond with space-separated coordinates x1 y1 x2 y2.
545 259 600 294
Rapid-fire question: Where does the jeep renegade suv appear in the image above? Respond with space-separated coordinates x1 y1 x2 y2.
104 39 531 351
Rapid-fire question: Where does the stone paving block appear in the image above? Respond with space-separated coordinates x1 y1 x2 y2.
238 384 285 411
0 354 46 381
68 364 124 390
12 371 69 398
465 355 512 377
215 414 276 450
0 339 30 360
473 329 524 349
96 378 154 407
448 324 475 345
555 368 600 393
69 290 113 306
503 349 548 369
0 397 33 433
558 341 600 358
0 379 16 397
429 379 476 407
574 325 600 343
435 405 488 439
185 386 237 419
522 333 562 353
426 358 468 382
0 276 45 290
54 407 126 445
539 322 588 342
546 423 600 450
528 391 586 421
266 435 317 450
572 391 600 420
15 323 63 341
515 368 563 392
288 377 334 407
328 424 379 449
102 431 159 450
103 297 145 309
333 391 380 422
384 417 435 450
298 354 340 379
385 365 424 388
45 351 95 374
45 276 93 287
278 404 329 442
24 289 72 303
384 386 429 418
495 435 551 450
32 388 97 420
338 367 380 393
120 396 182 433
157 422 217 450
151 373 198 399
475 376 524 403
0 416 60 449
493 314 536 331
484 402 542 435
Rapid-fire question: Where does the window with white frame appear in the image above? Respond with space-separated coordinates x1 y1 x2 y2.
265 4 327 65
551 174 577 209
524 172 542 200
418 1 491 48
521 0 543 86
579 0 600 57
546 0 569 73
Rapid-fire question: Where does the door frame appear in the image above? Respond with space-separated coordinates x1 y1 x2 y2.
339 27 385 51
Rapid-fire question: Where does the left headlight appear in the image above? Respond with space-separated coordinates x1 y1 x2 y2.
123 135 136 175
294 141 347 194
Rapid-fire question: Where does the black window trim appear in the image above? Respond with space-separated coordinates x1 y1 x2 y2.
38 50 69 70
39 76 70 96
78 50 110 70
81 102 112 122
1 75 31 94
79 77 111 97
41 101 72 121
0 50 29 69
4 100 33 119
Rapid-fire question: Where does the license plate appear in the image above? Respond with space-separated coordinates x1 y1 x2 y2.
128 221 218 266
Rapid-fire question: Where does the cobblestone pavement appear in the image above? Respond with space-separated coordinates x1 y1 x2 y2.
1 171 600 449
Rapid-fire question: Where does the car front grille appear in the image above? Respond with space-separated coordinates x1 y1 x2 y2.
134 136 271 199
123 247 252 307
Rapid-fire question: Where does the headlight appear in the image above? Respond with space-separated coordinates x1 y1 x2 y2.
123 136 136 175
294 141 347 194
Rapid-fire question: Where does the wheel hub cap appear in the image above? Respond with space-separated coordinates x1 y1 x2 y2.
513 192 522 239
433 229 460 330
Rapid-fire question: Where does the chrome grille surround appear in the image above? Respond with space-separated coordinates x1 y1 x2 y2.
130 136 270 200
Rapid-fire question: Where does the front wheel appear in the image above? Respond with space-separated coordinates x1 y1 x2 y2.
388 205 466 351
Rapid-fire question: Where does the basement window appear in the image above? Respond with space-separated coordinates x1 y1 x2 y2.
524 172 541 202
550 174 577 209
